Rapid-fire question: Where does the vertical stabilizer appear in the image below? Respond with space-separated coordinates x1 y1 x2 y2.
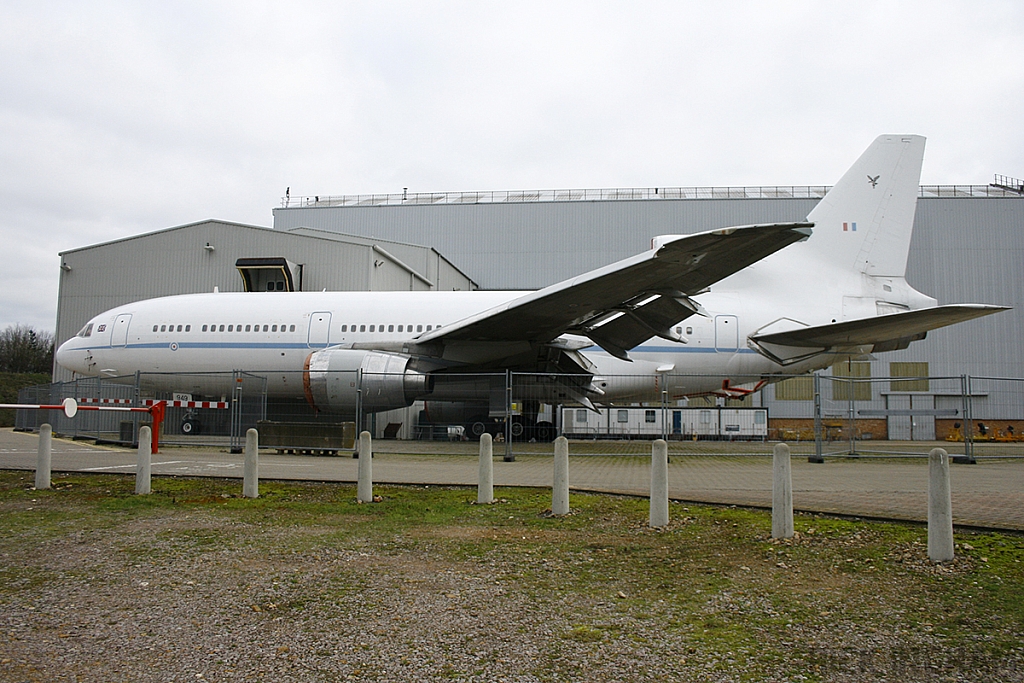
805 135 925 277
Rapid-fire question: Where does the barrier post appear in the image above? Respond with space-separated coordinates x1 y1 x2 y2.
928 448 955 561
649 439 669 527
772 442 794 539
35 424 52 490
243 428 259 498
357 431 373 502
552 436 569 515
478 433 494 504
136 426 152 495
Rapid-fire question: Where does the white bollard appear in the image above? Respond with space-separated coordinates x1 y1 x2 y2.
136 426 152 495
552 436 569 515
928 448 954 562
649 439 669 527
243 428 259 498
478 433 494 504
35 424 52 490
357 431 373 503
772 442 794 539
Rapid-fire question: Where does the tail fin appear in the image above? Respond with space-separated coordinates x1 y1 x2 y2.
805 135 925 277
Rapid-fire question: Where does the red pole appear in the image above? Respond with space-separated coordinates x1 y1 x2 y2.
148 401 166 454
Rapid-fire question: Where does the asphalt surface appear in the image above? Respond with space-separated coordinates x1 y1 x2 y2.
2 428 1023 531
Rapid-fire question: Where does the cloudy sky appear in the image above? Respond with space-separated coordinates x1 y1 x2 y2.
2 0 1022 334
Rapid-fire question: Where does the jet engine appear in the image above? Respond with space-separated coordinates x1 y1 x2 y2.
303 349 431 413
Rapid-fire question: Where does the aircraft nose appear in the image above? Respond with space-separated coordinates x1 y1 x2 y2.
54 339 86 373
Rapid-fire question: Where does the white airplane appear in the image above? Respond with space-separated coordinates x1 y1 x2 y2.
56 135 1006 437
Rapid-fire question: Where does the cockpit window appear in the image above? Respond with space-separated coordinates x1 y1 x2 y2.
77 323 93 338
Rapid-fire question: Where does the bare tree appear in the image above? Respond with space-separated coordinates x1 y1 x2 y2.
0 325 54 373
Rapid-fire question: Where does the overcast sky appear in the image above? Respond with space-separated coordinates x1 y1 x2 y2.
2 1 1022 335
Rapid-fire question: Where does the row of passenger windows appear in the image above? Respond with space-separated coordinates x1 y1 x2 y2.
150 323 440 334
340 324 439 333
151 324 296 333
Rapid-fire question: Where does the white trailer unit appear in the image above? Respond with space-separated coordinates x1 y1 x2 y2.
561 406 767 440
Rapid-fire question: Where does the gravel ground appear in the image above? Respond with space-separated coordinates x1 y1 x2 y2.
2 476 1023 682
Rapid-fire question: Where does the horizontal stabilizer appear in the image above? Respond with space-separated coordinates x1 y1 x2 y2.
752 304 1008 349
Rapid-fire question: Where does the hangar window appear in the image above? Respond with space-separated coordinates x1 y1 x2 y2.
77 323 93 338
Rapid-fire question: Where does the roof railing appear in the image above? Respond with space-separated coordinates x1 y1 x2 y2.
281 183 1024 208
992 174 1024 194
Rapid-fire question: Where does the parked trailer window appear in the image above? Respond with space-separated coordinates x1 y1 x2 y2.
645 410 656 423
576 409 588 423
617 410 629 423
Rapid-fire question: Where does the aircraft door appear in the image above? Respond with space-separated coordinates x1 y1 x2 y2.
111 314 132 347
714 315 739 352
308 312 331 348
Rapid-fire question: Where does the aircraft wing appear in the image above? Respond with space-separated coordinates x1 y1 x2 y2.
412 222 812 362
749 304 1009 364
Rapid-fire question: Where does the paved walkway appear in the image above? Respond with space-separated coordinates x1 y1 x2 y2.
2 428 1022 531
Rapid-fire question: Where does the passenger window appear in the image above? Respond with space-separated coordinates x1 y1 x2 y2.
289 325 295 332
397 325 403 332
369 325 375 332
185 325 190 332
426 325 432 331
228 325 233 332
244 325 250 332
160 325 166 332
177 325 183 332
388 325 394 332
202 325 208 332
262 325 268 332
417 325 422 332
272 325 278 332
153 325 158 332
359 325 366 332
219 325 225 332
686 326 693 335
341 325 347 332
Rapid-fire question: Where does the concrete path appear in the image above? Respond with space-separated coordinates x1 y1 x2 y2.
2 428 1022 531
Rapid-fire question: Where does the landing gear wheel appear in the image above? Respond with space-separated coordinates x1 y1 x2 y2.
534 421 555 442
180 418 201 435
468 420 490 440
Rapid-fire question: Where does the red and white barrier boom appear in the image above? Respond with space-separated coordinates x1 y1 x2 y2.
0 398 167 453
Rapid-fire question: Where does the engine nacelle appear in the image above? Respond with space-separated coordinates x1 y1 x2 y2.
303 349 431 413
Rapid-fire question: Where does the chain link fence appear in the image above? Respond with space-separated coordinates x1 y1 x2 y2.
15 370 1024 460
